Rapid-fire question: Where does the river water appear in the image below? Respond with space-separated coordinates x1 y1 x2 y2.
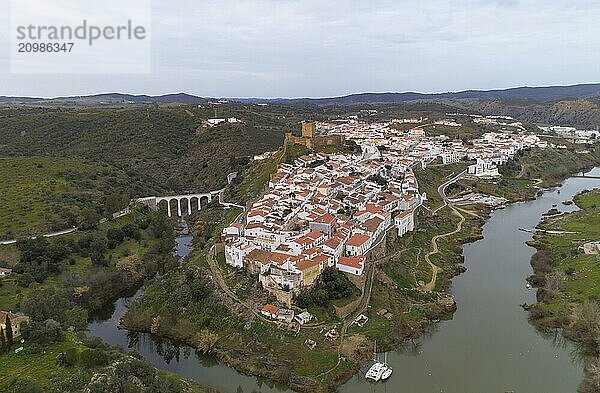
87 220 290 393
87 169 600 393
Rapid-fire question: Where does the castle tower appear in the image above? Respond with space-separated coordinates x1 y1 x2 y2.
301 121 316 138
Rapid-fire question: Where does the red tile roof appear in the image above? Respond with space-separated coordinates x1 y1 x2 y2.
261 304 280 315
315 213 335 224
337 256 365 269
346 233 370 247
295 258 321 271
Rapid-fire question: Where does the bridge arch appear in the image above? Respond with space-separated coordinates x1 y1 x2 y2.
143 192 214 217
200 195 210 208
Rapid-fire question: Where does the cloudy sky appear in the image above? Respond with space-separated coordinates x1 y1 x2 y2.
1 0 599 98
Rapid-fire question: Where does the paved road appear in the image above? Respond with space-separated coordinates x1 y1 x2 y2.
0 227 78 245
433 169 467 214
217 188 245 209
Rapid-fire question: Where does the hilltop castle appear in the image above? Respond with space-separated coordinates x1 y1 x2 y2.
284 121 345 150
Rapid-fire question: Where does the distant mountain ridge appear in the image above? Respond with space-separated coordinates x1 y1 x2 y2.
0 92 208 104
246 83 600 105
1 83 600 105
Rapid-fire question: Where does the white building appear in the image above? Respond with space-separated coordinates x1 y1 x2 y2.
441 151 462 164
225 239 257 268
207 118 226 126
395 210 415 237
337 255 365 276
345 233 371 256
467 159 500 177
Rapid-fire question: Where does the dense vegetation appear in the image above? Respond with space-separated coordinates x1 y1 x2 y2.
0 333 208 393
469 98 600 129
527 189 600 393
0 156 164 240
0 207 173 305
0 207 184 390
296 267 355 309
0 105 287 193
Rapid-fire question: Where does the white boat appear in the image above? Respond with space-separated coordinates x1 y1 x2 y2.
366 361 384 381
381 365 393 380
380 352 393 380
365 341 385 381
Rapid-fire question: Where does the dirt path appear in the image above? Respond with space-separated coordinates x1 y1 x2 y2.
421 208 465 292
206 245 273 324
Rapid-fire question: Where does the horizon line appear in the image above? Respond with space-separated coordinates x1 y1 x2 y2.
1 81 599 100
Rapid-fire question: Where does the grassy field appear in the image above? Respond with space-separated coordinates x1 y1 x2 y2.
0 334 86 389
531 189 600 306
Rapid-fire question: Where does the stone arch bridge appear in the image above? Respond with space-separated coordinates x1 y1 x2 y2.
135 191 219 217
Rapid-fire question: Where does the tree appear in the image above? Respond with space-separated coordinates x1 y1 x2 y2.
580 357 600 393
121 223 141 241
79 207 101 230
89 237 107 266
79 348 109 368
544 271 566 294
151 316 162 334
104 193 128 215
0 327 6 354
579 301 600 334
63 306 89 331
20 287 71 323
106 228 125 248
5 315 14 347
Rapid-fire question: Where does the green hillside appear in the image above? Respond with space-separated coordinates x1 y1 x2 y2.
0 156 162 240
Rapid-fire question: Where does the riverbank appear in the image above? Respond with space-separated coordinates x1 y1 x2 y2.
117 172 492 392
117 147 599 392
0 209 219 392
526 185 600 392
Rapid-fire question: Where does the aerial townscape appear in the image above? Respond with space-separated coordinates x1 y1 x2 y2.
223 119 544 312
0 95 599 393
2 2 600 393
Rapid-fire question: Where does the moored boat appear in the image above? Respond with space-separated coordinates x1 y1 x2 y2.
366 361 384 381
380 352 393 380
365 341 385 381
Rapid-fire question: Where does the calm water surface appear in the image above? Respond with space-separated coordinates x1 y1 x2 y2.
341 167 599 393
87 220 291 393
88 170 600 393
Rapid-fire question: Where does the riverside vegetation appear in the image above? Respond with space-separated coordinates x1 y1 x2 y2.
527 189 600 393
0 202 214 392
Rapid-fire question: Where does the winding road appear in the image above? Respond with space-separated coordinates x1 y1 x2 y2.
0 227 78 245
432 169 467 215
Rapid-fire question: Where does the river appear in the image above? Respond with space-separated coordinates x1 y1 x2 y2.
87 219 291 393
88 169 600 393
